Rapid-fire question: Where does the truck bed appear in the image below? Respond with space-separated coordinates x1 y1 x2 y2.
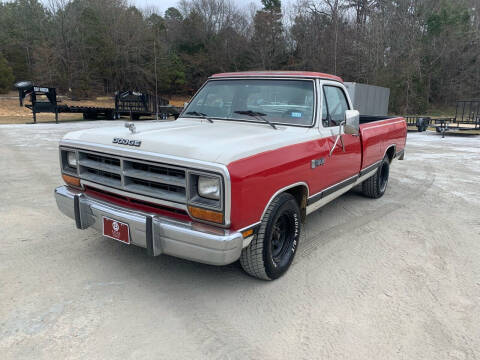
359 115 392 124
359 116 406 169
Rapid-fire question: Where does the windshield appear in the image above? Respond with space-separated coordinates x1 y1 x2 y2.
184 79 315 126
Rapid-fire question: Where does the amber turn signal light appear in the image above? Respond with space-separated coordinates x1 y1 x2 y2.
241 229 254 238
188 205 224 224
62 173 81 188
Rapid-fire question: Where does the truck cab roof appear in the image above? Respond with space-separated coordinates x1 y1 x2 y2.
210 71 343 83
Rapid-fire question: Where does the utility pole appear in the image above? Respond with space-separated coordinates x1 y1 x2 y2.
154 38 159 120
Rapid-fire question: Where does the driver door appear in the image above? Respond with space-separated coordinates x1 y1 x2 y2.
317 82 362 189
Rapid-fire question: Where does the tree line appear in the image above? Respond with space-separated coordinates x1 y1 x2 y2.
0 0 479 114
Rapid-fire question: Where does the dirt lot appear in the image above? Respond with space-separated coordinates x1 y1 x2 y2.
0 123 479 359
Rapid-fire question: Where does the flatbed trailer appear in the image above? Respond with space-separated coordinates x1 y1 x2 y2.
56 105 115 120
15 81 183 123
15 82 115 123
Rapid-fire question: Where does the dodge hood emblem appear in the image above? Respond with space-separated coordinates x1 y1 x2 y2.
113 138 142 147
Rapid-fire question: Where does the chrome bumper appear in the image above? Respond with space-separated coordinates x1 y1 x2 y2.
54 186 243 265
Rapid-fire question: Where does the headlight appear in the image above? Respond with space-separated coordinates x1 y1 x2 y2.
67 151 77 168
198 176 220 200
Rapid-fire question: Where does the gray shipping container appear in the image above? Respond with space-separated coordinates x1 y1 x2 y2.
344 82 390 116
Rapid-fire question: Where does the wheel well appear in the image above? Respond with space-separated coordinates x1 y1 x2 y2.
386 146 395 163
285 185 308 223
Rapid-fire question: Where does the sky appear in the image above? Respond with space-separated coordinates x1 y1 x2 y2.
134 0 263 13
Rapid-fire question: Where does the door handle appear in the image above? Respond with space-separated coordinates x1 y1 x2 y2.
329 122 345 157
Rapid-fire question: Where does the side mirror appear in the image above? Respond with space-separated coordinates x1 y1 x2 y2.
344 110 360 135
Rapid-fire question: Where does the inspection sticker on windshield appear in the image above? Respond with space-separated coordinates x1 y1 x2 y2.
103 217 130 244
291 112 302 118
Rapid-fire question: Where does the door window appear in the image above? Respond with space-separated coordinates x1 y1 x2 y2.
322 86 349 127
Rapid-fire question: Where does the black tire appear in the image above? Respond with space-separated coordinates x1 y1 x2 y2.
362 155 390 199
83 112 97 120
240 193 301 280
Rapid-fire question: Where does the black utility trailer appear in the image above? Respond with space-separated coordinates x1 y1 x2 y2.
115 90 157 120
452 99 480 129
405 116 431 132
405 100 480 136
433 100 480 137
115 90 182 120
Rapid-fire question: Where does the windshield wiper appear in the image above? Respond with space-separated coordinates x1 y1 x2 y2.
234 110 277 130
185 111 214 123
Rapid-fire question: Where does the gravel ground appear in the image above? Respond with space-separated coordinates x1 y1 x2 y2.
1 122 479 360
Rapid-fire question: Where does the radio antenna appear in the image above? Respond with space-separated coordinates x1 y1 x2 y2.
154 38 159 121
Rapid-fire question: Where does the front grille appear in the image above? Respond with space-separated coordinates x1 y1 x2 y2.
77 150 187 204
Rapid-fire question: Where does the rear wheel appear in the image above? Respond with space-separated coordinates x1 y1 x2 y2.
240 193 301 280
362 155 390 199
105 111 114 120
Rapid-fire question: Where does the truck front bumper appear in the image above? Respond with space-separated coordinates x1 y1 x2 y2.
54 186 243 265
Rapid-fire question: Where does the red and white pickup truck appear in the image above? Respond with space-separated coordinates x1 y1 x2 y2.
55 71 407 280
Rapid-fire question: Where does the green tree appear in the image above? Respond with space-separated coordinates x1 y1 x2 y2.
159 52 186 93
422 0 474 106
0 0 48 81
0 53 15 93
262 0 281 11
252 0 284 69
165 7 183 22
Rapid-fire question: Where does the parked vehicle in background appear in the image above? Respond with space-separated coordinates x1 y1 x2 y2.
54 71 407 280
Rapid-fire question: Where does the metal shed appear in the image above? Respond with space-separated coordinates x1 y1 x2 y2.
344 82 390 116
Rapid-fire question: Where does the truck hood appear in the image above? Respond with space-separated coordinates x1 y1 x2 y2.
62 118 315 165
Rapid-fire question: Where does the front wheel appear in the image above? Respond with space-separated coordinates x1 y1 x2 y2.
362 155 390 198
240 193 301 280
